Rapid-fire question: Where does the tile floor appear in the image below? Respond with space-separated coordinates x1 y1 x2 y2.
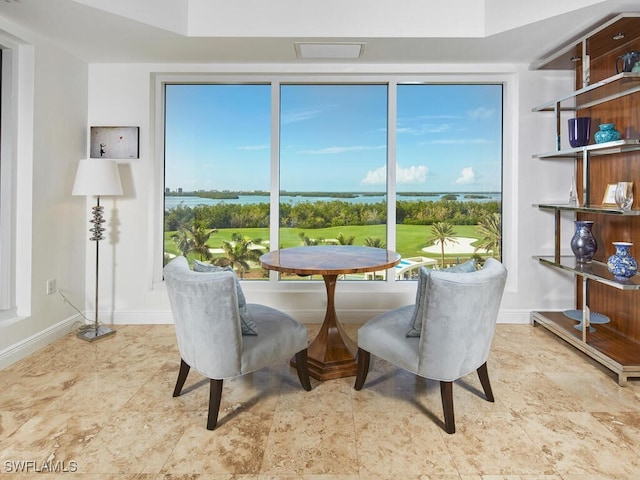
1 322 640 479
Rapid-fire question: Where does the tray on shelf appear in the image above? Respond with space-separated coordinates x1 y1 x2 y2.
563 309 610 324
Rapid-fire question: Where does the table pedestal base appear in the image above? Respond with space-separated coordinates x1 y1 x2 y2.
290 274 358 381
291 326 358 380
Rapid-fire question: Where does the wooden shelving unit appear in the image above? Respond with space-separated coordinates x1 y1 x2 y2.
531 13 640 386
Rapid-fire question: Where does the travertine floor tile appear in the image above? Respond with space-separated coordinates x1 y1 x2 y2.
516 411 640 476
354 411 455 476
1 324 640 479
443 411 554 476
261 411 358 475
161 414 273 475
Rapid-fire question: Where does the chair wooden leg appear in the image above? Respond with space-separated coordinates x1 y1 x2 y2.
295 348 312 391
207 379 224 430
354 348 371 391
439 381 455 434
173 358 190 397
477 362 495 402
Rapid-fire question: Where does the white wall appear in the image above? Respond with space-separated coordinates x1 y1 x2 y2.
0 23 89 367
86 62 576 328
0 21 579 367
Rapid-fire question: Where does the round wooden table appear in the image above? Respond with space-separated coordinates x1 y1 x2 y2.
260 245 401 381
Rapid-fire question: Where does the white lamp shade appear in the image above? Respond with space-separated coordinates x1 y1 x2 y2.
72 159 123 196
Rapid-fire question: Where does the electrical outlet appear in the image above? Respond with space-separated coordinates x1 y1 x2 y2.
46 279 56 295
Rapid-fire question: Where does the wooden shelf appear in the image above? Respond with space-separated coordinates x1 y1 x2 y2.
533 139 640 159
535 256 640 290
532 73 640 112
535 203 640 215
531 13 640 71
531 311 640 386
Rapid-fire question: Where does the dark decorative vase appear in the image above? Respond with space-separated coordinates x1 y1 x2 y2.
607 242 638 279
594 123 621 143
568 117 591 147
570 220 597 263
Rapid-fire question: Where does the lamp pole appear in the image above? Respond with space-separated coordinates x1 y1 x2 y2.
72 159 122 342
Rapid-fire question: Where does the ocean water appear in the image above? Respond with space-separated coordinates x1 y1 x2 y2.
164 193 501 210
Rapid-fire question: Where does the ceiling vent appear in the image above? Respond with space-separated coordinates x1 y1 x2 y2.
294 42 366 60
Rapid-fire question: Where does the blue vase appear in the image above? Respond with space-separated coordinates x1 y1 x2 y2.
594 123 621 143
607 242 638 279
570 220 597 263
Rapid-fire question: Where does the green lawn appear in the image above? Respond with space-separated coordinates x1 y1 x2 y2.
165 224 486 266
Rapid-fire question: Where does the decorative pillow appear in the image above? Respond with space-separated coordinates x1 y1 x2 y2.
406 258 476 337
193 260 257 335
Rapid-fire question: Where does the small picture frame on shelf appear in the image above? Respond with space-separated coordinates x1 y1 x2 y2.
602 183 619 205
602 181 634 206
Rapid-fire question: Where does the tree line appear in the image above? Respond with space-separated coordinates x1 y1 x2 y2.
164 198 500 231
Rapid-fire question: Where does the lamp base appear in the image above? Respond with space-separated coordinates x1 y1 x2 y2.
77 325 116 342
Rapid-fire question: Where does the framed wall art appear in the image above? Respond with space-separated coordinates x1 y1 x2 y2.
90 126 139 159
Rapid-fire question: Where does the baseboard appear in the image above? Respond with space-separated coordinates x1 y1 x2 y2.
0 314 81 369
0 308 532 369
105 308 533 326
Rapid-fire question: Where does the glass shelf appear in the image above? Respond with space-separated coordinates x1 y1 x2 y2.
533 139 640 159
534 255 640 290
535 203 640 215
532 73 640 112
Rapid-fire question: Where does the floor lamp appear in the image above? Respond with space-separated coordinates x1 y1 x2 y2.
72 159 123 341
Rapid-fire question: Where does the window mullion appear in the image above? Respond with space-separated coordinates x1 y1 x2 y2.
387 81 397 261
269 81 280 281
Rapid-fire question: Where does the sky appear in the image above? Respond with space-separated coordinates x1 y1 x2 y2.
164 83 502 193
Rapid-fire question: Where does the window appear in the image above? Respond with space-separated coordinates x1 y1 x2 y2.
395 84 503 279
164 84 271 279
163 79 503 282
279 84 388 279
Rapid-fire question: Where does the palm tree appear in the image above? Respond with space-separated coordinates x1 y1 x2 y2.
428 221 458 268
188 224 216 260
336 232 355 245
475 213 502 260
172 223 216 260
363 237 386 248
172 229 194 258
214 232 263 278
299 232 323 246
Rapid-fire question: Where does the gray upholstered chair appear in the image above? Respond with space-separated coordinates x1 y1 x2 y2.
164 256 311 430
354 257 507 434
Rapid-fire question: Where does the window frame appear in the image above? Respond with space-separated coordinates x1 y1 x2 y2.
153 73 513 293
0 36 34 321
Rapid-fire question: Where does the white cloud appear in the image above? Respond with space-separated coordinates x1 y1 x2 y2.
428 138 492 145
456 167 476 184
397 123 453 136
238 144 269 151
361 165 386 185
281 109 323 124
299 145 385 155
360 164 429 185
468 107 495 119
398 165 428 184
